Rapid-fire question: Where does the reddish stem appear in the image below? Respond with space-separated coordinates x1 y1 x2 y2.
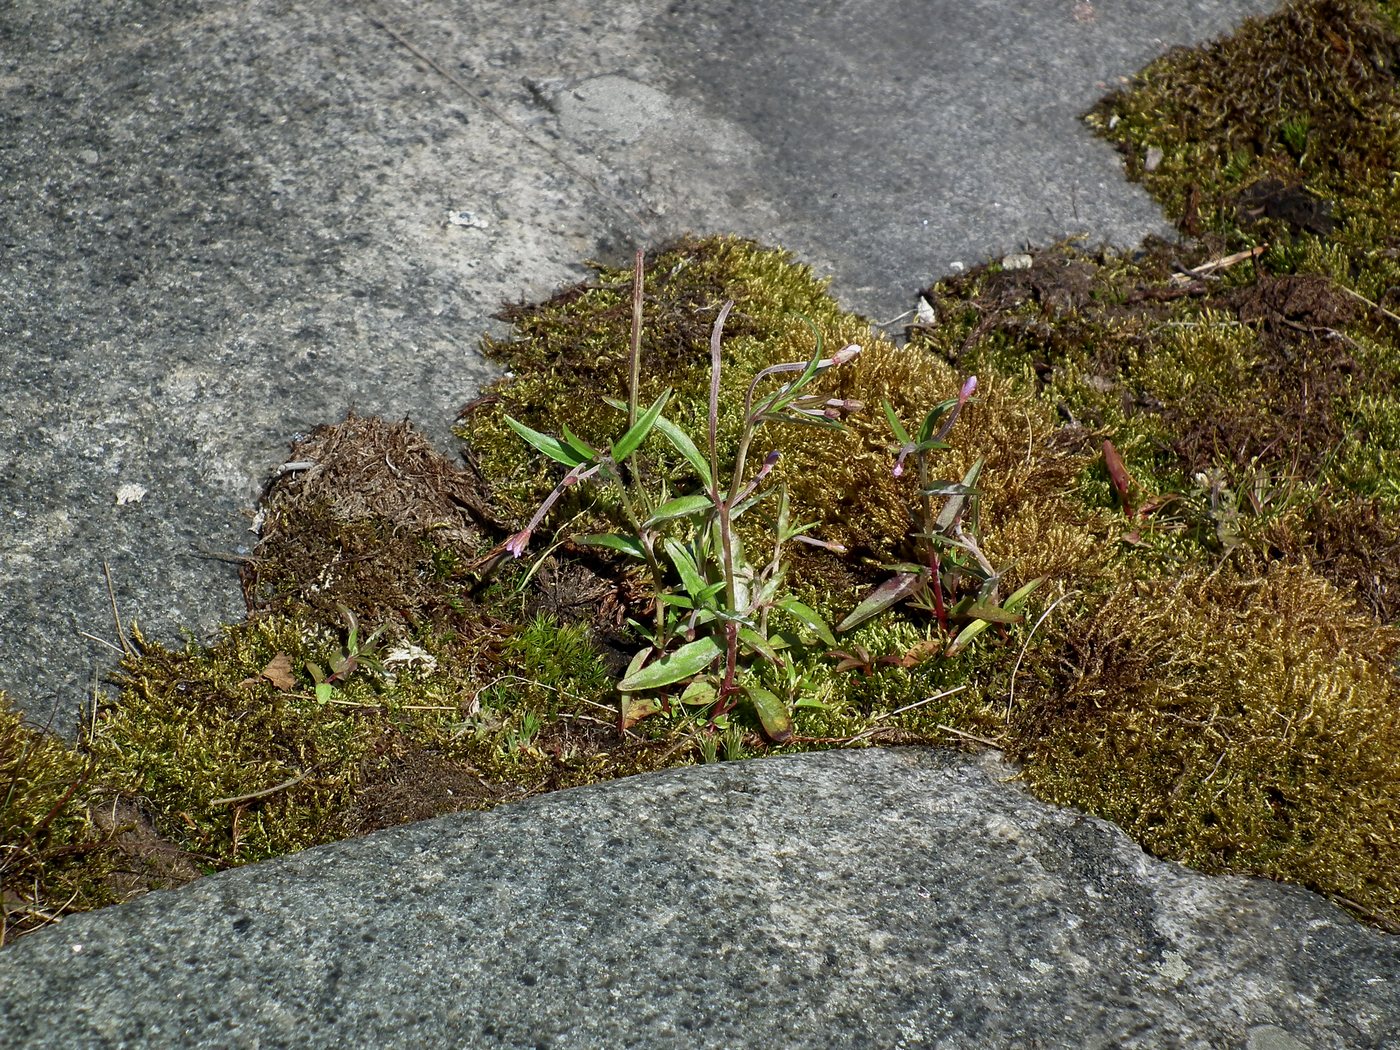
930 549 948 633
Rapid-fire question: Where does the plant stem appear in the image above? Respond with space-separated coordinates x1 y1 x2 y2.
628 249 643 432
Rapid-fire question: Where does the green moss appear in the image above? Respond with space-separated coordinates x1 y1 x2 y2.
0 704 120 942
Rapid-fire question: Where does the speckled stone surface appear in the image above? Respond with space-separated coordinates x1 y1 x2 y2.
0 748 1393 1049
0 0 1280 730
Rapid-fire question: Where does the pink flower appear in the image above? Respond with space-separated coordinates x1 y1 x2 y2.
504 530 532 558
959 375 978 403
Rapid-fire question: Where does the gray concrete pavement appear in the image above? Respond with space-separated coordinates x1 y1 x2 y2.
0 0 1279 728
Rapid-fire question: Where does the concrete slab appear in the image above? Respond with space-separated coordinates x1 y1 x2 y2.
0 0 1278 728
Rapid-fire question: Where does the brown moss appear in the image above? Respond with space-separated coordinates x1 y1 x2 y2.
1009 562 1400 928
244 413 504 629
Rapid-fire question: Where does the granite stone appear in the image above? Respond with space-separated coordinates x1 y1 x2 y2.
0 748 1394 1049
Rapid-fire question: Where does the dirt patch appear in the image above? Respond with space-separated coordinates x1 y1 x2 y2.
243 413 506 628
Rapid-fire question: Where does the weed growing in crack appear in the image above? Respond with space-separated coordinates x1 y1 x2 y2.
500 252 858 741
835 379 1042 657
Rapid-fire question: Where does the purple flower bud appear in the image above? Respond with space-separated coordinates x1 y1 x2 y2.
504 530 532 558
959 375 978 403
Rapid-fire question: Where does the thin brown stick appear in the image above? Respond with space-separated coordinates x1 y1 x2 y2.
209 768 315 808
628 249 644 431
933 723 1003 749
102 560 134 657
1335 282 1400 326
1169 244 1266 286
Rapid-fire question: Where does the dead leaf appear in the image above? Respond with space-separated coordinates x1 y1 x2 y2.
896 638 945 668
260 652 296 690
1102 439 1135 519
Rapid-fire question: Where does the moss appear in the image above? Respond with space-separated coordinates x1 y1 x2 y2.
0 704 119 942
1008 563 1400 928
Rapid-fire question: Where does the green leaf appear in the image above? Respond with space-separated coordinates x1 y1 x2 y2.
921 479 971 497
836 572 925 633
1003 577 1045 610
882 399 911 445
559 421 600 462
651 415 712 488
743 684 793 744
731 483 775 521
947 596 1024 625
737 626 781 665
662 538 709 600
611 389 671 462
576 533 647 558
917 397 959 443
678 678 718 707
945 617 993 658
935 456 984 531
777 598 837 647
617 636 724 692
503 414 588 468
646 493 713 527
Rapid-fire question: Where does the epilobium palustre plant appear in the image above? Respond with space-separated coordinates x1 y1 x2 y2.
834 381 1042 657
501 252 859 741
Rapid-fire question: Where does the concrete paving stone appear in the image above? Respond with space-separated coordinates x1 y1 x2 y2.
0 0 1279 729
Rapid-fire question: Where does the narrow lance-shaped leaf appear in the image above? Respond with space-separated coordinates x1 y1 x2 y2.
611 388 672 462
646 492 714 527
559 421 600 462
945 617 994 658
662 538 710 601
882 399 911 445
776 597 837 648
917 397 959 443
576 533 648 559
935 456 984 531
503 414 589 468
947 596 1025 625
618 636 725 692
737 626 782 666
651 415 713 488
1002 577 1044 610
837 572 925 633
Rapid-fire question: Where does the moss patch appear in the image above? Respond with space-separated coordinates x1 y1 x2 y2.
5 0 1400 943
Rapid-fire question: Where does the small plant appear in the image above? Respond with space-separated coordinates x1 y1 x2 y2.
837 379 1041 656
304 603 388 704
501 253 857 741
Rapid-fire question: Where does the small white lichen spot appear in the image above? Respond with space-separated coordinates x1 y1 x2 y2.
383 643 438 675
916 296 936 325
114 483 147 506
1156 951 1189 983
447 209 489 229
1001 253 1033 271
